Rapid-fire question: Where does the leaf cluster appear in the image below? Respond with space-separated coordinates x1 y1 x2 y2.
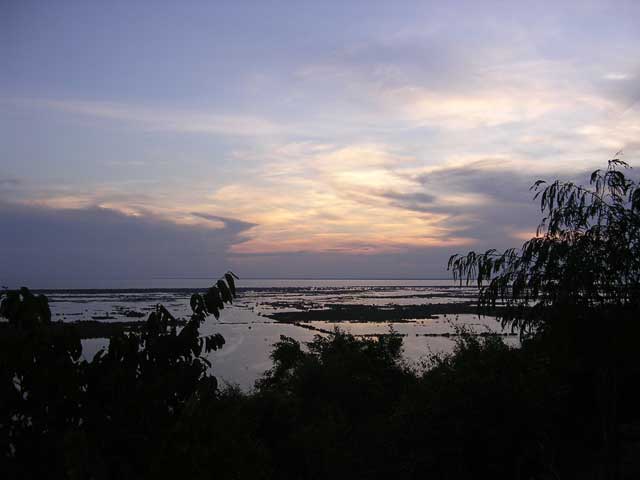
448 158 640 334
0 287 51 328
0 272 238 478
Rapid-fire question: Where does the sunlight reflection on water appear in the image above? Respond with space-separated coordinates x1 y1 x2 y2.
58 279 505 390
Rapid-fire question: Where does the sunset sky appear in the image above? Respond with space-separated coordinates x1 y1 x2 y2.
1 0 639 287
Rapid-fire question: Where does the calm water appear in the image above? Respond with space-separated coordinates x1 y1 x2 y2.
37 279 513 390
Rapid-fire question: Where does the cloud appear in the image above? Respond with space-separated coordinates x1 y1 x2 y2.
0 178 22 187
381 190 436 209
356 158 546 250
204 144 553 256
209 142 624 260
228 247 460 280
604 73 631 81
189 212 257 235
205 143 473 255
0 178 24 200
8 98 286 137
0 202 255 288
293 35 639 141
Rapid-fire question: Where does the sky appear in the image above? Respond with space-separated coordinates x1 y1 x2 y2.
1 0 639 287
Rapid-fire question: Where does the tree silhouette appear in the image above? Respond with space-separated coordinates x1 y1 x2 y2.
0 271 238 478
448 157 640 478
448 157 640 335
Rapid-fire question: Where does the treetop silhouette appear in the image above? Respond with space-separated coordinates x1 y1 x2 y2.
448 157 640 334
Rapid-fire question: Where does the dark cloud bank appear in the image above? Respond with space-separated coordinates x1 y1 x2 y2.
0 203 254 288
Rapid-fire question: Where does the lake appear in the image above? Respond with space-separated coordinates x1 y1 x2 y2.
40 279 516 390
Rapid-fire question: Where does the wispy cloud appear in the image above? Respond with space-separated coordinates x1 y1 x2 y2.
0 177 22 188
8 98 287 137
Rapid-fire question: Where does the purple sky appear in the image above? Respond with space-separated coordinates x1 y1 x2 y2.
1 1 639 287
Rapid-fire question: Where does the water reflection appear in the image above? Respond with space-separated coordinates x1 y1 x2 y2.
66 280 504 389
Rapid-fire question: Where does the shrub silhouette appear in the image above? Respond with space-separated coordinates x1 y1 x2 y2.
0 287 51 328
0 272 237 479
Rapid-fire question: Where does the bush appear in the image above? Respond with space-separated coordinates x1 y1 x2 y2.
0 274 236 479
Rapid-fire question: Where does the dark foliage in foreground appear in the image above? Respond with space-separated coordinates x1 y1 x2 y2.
152 326 640 480
0 273 237 479
3 316 640 479
448 158 640 478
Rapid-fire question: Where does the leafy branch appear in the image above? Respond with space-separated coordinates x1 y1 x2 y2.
448 157 640 334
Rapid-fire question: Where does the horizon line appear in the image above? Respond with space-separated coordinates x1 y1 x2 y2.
151 276 455 281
